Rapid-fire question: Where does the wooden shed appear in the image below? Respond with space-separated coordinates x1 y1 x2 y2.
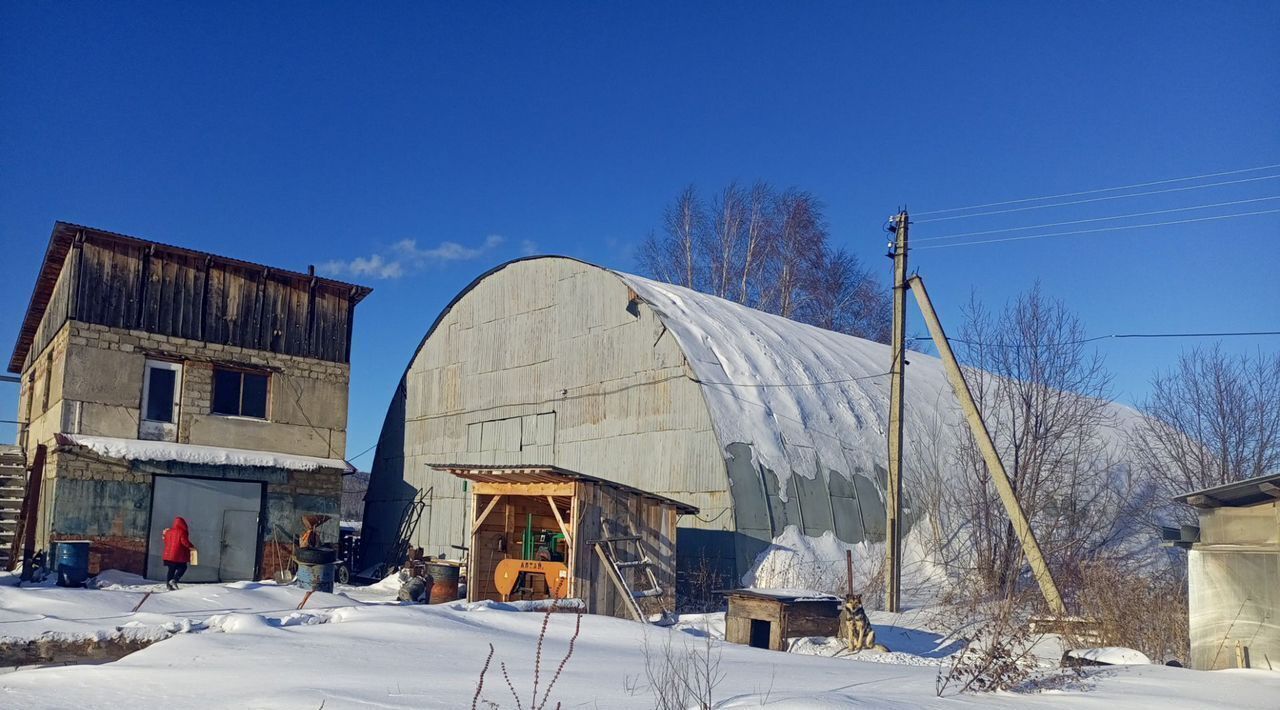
431 464 697 621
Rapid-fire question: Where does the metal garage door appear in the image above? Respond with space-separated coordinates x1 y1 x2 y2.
147 476 264 583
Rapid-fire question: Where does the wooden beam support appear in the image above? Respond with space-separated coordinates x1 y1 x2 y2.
471 495 504 536
547 496 572 545
908 276 1067 616
471 482 575 498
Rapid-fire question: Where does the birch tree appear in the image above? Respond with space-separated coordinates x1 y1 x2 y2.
638 182 888 342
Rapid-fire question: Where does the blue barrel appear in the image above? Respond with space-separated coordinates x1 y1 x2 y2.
295 561 335 593
54 540 91 587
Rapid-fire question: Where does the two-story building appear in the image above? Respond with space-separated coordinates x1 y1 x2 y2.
7 222 370 581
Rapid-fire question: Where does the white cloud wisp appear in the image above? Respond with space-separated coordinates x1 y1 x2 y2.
320 234 507 280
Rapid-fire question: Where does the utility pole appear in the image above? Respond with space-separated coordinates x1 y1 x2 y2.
884 209 908 613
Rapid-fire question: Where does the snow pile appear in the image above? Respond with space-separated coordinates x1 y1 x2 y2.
0 569 380 646
1068 647 1153 666
204 612 275 634
741 524 945 602
56 433 353 472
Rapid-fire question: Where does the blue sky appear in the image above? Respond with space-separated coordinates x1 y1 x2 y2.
2 2 1278 466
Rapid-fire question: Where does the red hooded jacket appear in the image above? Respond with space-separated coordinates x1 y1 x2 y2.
162 516 194 563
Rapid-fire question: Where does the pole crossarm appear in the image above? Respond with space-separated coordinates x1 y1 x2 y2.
906 275 1068 616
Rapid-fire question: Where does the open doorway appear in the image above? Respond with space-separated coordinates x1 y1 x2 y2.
749 619 772 649
471 493 572 602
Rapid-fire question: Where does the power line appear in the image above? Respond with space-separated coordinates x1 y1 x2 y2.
347 441 379 463
914 208 1280 250
910 330 1280 348
913 174 1280 223
914 163 1280 217
912 195 1280 244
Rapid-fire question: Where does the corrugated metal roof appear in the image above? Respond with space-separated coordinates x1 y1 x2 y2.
429 463 699 514
1175 472 1280 509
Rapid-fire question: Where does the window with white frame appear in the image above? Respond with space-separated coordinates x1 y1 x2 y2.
140 359 182 440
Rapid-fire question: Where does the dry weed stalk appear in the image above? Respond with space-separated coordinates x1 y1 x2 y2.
472 582 582 710
640 622 725 710
1072 559 1189 663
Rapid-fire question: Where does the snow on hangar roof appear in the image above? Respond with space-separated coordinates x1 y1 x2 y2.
615 271 962 496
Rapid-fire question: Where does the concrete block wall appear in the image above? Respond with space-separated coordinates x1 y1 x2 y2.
15 325 71 455
58 321 350 459
41 448 343 579
44 449 150 575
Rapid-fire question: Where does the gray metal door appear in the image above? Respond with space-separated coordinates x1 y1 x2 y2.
148 476 263 582
220 510 259 582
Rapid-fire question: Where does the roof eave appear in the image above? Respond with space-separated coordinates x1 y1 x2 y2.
8 222 374 373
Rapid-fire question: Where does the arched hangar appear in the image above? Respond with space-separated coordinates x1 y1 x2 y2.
362 257 955 579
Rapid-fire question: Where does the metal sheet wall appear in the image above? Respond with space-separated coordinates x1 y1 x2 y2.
364 259 730 565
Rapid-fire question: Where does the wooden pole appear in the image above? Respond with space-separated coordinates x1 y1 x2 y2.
131 591 154 612
906 275 1067 615
16 445 46 580
885 210 909 613
846 549 854 597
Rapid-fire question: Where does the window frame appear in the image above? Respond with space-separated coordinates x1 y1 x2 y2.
140 359 183 441
210 365 271 420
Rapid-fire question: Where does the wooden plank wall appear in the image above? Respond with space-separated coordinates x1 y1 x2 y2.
71 237 357 363
23 250 76 371
572 482 680 619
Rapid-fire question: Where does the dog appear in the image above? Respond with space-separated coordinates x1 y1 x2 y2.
839 594 888 653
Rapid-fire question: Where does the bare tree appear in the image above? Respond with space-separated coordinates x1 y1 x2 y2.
665 185 704 289
944 285 1136 600
736 181 773 306
638 182 889 342
1131 345 1280 524
704 182 747 299
795 247 890 341
640 186 705 289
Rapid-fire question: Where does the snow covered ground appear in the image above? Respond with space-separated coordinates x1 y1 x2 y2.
2 572 1278 709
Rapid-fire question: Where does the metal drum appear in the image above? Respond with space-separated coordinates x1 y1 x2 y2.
54 540 91 587
295 561 336 593
425 561 461 604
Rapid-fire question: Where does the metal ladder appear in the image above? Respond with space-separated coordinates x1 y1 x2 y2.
591 519 672 625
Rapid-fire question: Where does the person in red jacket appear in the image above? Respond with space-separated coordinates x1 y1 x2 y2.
162 516 197 590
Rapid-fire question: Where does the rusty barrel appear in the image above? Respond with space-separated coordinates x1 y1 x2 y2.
425 561 461 604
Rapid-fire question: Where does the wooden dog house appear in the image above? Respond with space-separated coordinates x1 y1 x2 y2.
722 588 841 651
431 464 697 621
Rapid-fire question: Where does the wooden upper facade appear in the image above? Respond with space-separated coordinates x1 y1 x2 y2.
10 222 373 374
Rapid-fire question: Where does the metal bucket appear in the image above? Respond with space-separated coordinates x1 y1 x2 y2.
425 561 461 604
54 540 91 587
295 560 335 593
